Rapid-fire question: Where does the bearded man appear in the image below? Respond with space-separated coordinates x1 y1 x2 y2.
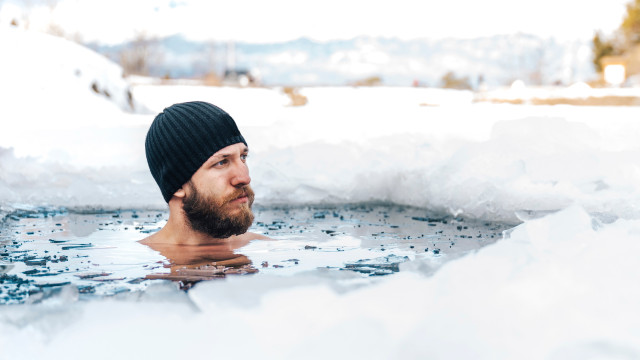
141 101 266 248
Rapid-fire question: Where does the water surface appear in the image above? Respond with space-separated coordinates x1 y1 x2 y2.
0 204 515 304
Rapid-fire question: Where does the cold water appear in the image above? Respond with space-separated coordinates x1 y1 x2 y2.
0 204 515 304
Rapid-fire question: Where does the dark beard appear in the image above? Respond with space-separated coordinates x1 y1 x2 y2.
182 182 255 239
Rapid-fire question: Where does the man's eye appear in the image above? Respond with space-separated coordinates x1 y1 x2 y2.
241 154 248 161
214 160 227 167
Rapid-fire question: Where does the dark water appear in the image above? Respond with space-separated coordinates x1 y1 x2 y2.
0 204 516 304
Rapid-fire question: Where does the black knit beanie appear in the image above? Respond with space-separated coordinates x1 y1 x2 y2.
145 101 247 203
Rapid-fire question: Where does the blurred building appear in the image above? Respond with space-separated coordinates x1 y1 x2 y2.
222 69 257 87
223 41 258 86
600 45 640 86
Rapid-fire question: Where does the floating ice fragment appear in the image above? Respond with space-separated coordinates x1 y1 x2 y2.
75 272 112 279
343 254 410 275
24 259 47 266
0 263 14 273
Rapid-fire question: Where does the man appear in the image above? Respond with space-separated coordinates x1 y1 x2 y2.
140 101 267 253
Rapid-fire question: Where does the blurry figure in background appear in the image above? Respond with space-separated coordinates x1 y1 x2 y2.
141 101 267 286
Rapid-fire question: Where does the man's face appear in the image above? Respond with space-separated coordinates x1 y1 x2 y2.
181 143 255 238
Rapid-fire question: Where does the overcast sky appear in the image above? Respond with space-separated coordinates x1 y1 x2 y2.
3 0 632 44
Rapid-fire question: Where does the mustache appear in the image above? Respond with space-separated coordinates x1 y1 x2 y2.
223 186 255 205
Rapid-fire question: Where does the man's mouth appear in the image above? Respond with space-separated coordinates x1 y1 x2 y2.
229 192 249 204
232 196 248 203
225 186 254 206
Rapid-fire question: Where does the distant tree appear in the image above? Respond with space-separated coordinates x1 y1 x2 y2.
589 0 640 73
440 71 472 90
528 45 548 85
120 32 162 76
12 0 60 31
43 0 65 38
621 0 640 44
592 31 620 73
192 41 220 83
19 0 32 29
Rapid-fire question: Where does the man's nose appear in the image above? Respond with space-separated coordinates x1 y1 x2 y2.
230 161 251 187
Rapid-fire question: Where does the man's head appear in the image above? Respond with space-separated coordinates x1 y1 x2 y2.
145 101 254 238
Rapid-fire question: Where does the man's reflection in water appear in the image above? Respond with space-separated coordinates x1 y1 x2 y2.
141 236 267 290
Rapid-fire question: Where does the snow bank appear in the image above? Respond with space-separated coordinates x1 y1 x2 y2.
0 26 138 113
477 82 640 103
3 27 640 223
3 82 640 222
0 26 156 210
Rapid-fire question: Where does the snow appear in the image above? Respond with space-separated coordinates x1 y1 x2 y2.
2 26 640 359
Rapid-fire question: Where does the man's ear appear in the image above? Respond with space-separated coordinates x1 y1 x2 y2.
173 187 186 199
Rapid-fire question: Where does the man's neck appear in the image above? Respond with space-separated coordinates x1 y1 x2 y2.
140 198 268 246
141 207 232 246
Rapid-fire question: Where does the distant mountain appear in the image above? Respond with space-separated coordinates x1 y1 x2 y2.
89 34 596 87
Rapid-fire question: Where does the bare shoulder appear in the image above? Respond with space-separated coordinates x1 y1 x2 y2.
138 230 164 245
239 231 272 241
139 229 271 246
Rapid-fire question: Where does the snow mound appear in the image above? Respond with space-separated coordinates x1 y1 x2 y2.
0 26 139 113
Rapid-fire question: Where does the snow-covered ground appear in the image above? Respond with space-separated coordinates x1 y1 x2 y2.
2 26 640 359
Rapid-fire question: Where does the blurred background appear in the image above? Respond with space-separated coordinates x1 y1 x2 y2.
2 0 640 215
1 0 637 89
